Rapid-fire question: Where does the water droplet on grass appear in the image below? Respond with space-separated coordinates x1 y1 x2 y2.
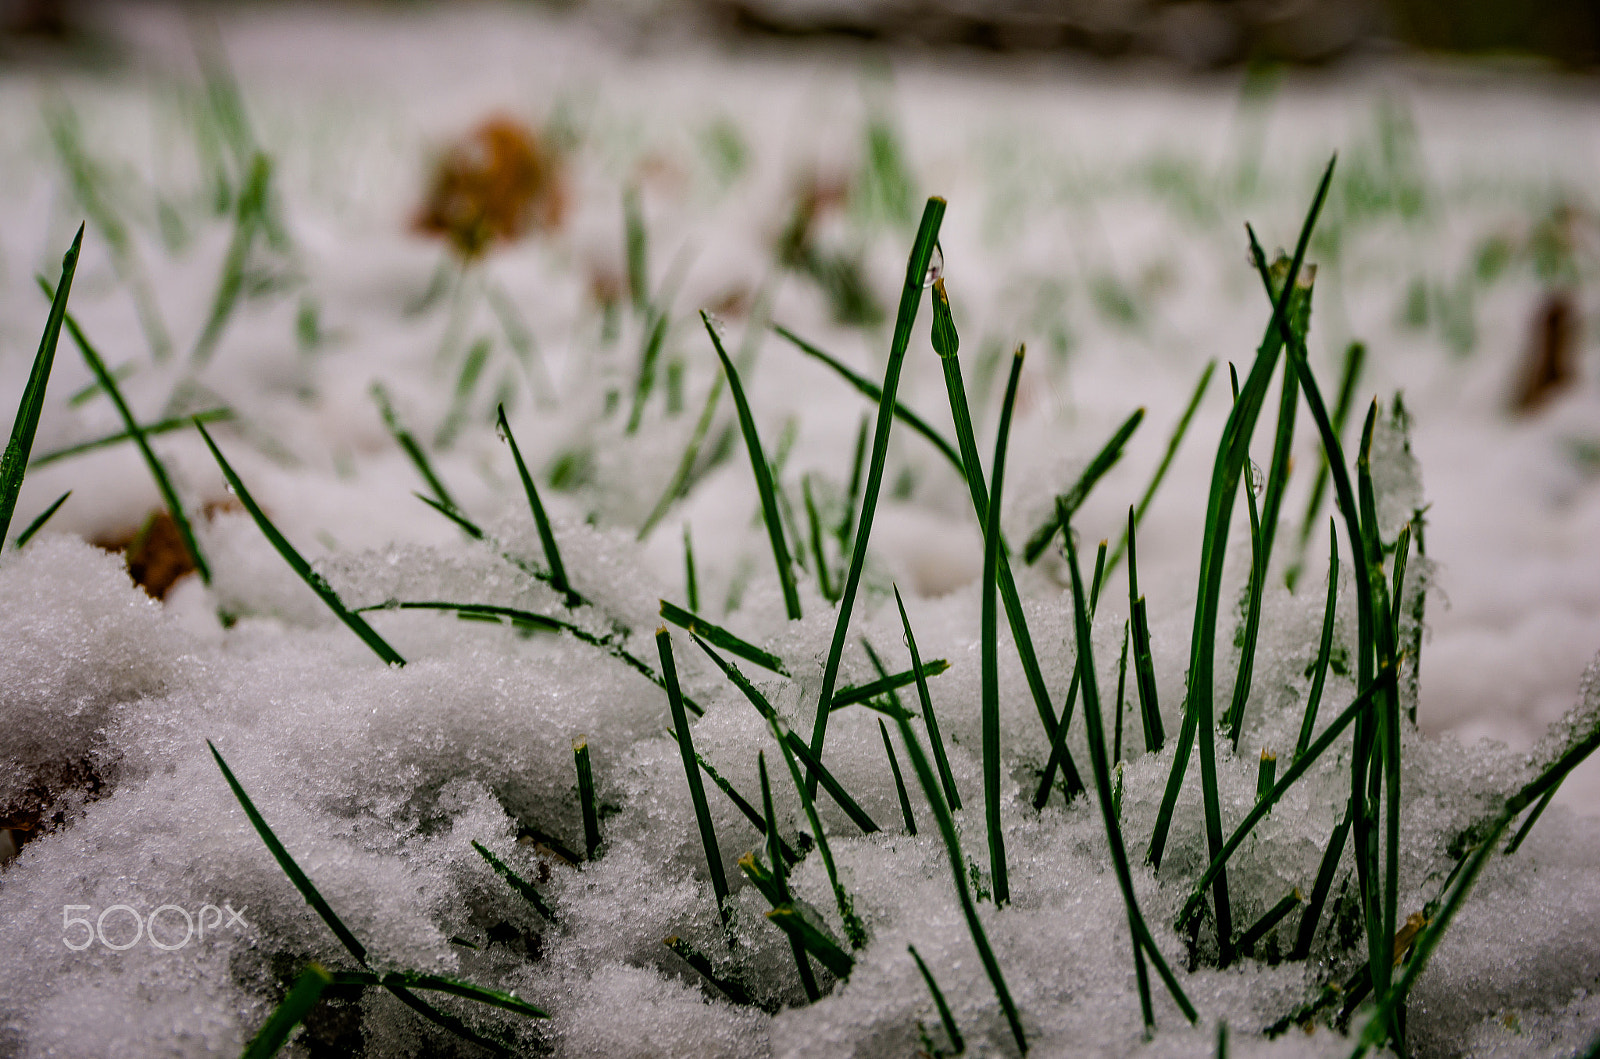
922 242 944 288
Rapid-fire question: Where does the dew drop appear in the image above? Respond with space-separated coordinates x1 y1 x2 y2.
1247 459 1265 497
922 242 944 289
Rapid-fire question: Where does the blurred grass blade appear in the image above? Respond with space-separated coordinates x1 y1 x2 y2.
1296 524 1339 759
31 408 233 468
705 311 801 620
802 475 837 602
683 524 700 611
909 946 964 1054
661 599 788 676
0 227 82 542
416 492 483 539
472 840 556 920
659 628 731 925
626 310 669 434
981 346 1025 904
809 198 945 795
831 658 949 709
242 963 333 1059
209 742 368 963
197 421 405 666
893 687 1027 1053
894 587 961 810
13 490 70 548
1108 360 1215 570
1022 406 1143 563
192 152 271 368
574 737 601 860
497 405 576 605
625 186 648 313
372 383 456 512
773 323 963 476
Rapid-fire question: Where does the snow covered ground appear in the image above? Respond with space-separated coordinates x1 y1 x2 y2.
1 4 1598 1056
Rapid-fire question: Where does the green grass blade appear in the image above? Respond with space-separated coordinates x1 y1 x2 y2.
879 721 917 835
705 311 801 620
894 587 962 811
1113 621 1130 764
1127 508 1165 754
981 346 1025 905
1238 889 1301 958
496 405 576 605
1297 525 1340 759
13 490 70 548
1022 406 1144 563
0 227 82 542
242 963 333 1059
667 729 797 864
626 310 669 434
1175 662 1396 929
366 600 698 713
197 421 405 665
1287 341 1365 591
209 742 369 964
658 629 730 924
372 383 456 512
758 751 820 999
909 945 964 1054
1108 360 1216 570
385 972 546 1019
664 936 762 1009
31 408 233 468
574 738 601 860
1504 785 1558 855
625 186 648 314
1223 465 1266 749
839 414 869 551
693 637 879 835
766 906 855 979
416 492 483 539
192 152 271 368
1062 510 1196 1026
1291 802 1352 960
1256 751 1278 802
802 475 837 602
772 323 963 476
435 335 493 449
1034 536 1113 806
893 682 1027 1053
51 301 213 583
831 658 949 709
661 599 788 676
808 198 946 795
472 840 557 920
683 523 700 611
1389 522 1411 634
377 981 514 1056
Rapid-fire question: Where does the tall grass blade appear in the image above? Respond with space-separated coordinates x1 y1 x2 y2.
1224 465 1266 748
908 945 964 1054
893 692 1027 1054
198 422 405 666
1108 360 1216 570
1113 621 1130 764
808 198 945 795
668 729 798 865
658 628 730 925
772 324 963 475
1022 407 1144 563
1062 511 1197 1026
209 742 369 962
1291 803 1352 960
192 152 271 368
802 475 837 602
705 311 802 620
1297 525 1340 759
758 751 820 999
496 405 576 604
13 490 70 548
661 599 789 676
0 227 81 542
1287 340 1365 592
472 840 557 921
840 414 869 551
49 299 213 582
242 963 333 1059
1127 508 1165 754
574 738 601 859
895 587 962 810
981 346 1026 904
683 523 700 611
31 408 233 468
1033 535 1112 807
693 637 879 835
831 659 949 710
